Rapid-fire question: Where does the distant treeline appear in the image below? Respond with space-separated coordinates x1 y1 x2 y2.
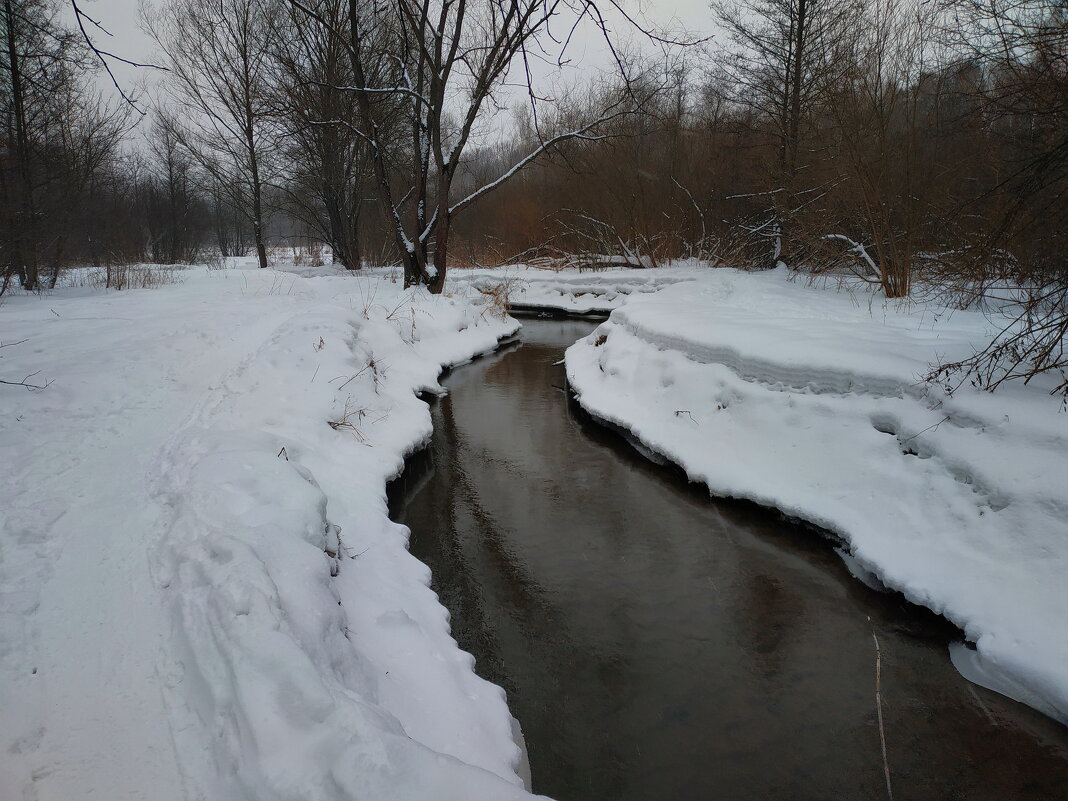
2 0 1065 302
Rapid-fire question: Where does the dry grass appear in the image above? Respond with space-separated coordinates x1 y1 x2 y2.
476 280 514 319
77 263 189 290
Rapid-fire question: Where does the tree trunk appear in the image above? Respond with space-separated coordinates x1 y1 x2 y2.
324 193 359 270
428 199 449 295
245 112 267 269
4 0 36 290
787 0 807 179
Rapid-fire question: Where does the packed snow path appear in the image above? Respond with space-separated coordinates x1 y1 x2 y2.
0 267 540 801
564 268 1068 725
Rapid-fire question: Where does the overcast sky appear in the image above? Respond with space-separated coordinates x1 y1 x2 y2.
77 0 716 134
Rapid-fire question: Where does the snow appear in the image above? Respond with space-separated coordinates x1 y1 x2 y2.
4 257 1065 799
0 264 542 801
564 266 1068 725
448 263 701 315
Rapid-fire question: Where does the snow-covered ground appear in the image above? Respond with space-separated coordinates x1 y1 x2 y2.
448 263 700 315
564 267 1068 726
3 258 1065 800
0 264 542 801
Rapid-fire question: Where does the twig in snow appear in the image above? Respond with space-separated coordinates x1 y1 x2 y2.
1 340 52 390
674 410 697 423
277 447 289 460
331 361 373 391
870 621 894 801
899 415 950 443
0 372 53 390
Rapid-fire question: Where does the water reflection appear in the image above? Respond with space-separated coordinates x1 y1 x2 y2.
390 320 1068 801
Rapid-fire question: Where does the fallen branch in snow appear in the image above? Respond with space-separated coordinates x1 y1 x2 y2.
0 372 53 391
1 340 52 391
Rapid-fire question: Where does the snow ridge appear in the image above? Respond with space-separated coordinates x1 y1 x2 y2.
612 307 923 399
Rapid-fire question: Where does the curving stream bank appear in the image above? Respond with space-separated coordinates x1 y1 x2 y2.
389 320 1068 800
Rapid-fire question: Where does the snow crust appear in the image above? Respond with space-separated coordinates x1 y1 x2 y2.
0 266 542 801
564 267 1068 725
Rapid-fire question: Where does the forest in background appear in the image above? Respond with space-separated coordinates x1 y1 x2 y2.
2 0 1066 389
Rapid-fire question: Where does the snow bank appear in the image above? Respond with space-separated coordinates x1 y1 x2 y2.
0 267 542 801
448 263 703 315
565 267 1068 724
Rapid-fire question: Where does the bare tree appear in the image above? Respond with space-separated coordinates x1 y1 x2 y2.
1 0 89 290
816 0 939 297
712 0 861 267
713 0 855 179
143 113 213 263
147 0 279 269
287 0 661 292
926 0 1068 393
272 0 378 269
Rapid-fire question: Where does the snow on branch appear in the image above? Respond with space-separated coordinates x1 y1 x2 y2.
825 233 880 278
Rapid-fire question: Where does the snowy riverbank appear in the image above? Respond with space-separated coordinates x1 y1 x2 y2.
564 267 1068 725
3 260 1064 800
0 265 542 801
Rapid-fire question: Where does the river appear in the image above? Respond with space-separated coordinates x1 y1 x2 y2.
389 319 1068 800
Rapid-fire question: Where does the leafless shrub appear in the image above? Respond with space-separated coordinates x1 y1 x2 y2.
307 242 324 268
202 250 226 271
927 278 1068 401
85 262 187 290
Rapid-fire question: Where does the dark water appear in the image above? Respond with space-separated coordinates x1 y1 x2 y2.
389 320 1068 801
